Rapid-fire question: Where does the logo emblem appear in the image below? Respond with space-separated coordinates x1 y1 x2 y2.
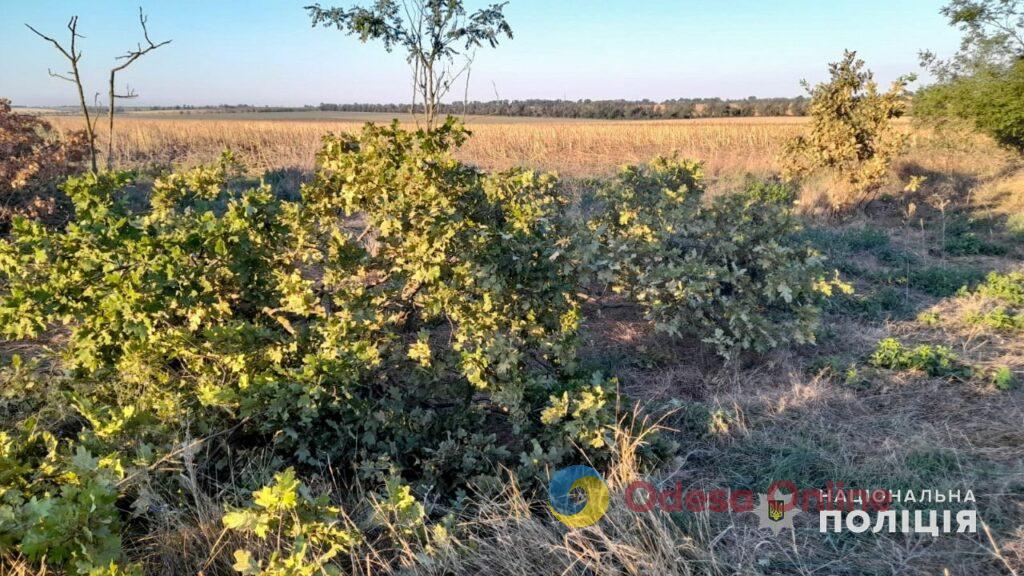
548 465 610 528
753 492 801 534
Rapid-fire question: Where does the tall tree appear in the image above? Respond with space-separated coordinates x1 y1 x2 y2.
917 0 1024 152
306 0 513 127
922 0 1023 79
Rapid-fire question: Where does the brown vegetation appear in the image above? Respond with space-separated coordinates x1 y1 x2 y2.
0 100 87 229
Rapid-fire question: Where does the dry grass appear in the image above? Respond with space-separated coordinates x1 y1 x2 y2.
44 115 1016 210
44 115 805 180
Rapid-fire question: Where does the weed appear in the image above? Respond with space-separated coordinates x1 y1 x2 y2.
909 266 985 297
990 366 1017 390
917 310 942 326
1006 213 1024 240
944 231 1006 256
966 307 1024 331
869 338 971 378
808 356 870 388
973 272 1024 305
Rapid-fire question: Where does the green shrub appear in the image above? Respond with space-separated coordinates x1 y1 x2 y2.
590 158 845 356
223 468 365 575
0 122 627 493
869 338 971 378
915 61 1024 152
966 307 1024 331
909 265 985 297
972 271 1024 304
944 231 1006 255
782 51 912 208
962 272 1024 331
0 427 137 575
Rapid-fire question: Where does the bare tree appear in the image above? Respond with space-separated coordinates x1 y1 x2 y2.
27 9 170 172
108 8 171 168
307 0 512 128
26 17 99 173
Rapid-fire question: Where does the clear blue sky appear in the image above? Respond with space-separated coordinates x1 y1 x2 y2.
0 0 961 107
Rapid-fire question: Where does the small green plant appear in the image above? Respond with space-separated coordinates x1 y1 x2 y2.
962 272 1024 331
809 356 869 388
990 366 1017 390
991 364 1015 387
223 468 363 575
966 307 1024 331
0 124 629 530
869 338 971 378
972 271 1024 304
1006 213 1024 240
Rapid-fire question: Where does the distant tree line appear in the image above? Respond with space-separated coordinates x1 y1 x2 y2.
57 99 810 119
317 97 809 118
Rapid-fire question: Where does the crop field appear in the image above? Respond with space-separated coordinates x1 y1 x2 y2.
41 114 809 178
43 112 1012 195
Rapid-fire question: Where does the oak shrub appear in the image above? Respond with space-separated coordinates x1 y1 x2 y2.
781 51 912 210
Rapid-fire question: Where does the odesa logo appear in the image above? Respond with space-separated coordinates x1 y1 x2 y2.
548 465 610 527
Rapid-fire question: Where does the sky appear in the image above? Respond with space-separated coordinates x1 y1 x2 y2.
0 0 963 107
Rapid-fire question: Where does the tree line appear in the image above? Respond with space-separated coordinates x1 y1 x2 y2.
317 97 810 119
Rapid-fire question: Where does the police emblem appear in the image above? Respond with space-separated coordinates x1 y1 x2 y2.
753 493 800 534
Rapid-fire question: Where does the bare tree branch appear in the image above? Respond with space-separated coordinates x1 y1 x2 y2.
107 7 171 168
47 68 76 83
26 16 98 172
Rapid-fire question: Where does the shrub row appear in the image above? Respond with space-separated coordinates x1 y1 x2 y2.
0 120 839 573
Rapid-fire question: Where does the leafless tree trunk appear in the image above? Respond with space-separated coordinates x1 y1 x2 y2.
26 17 99 173
107 8 171 169
463 51 476 117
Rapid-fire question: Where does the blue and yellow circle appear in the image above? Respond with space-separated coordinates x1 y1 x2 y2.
548 465 610 527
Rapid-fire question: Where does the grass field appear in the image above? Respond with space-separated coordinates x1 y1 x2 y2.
45 114 811 179
45 113 1013 196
